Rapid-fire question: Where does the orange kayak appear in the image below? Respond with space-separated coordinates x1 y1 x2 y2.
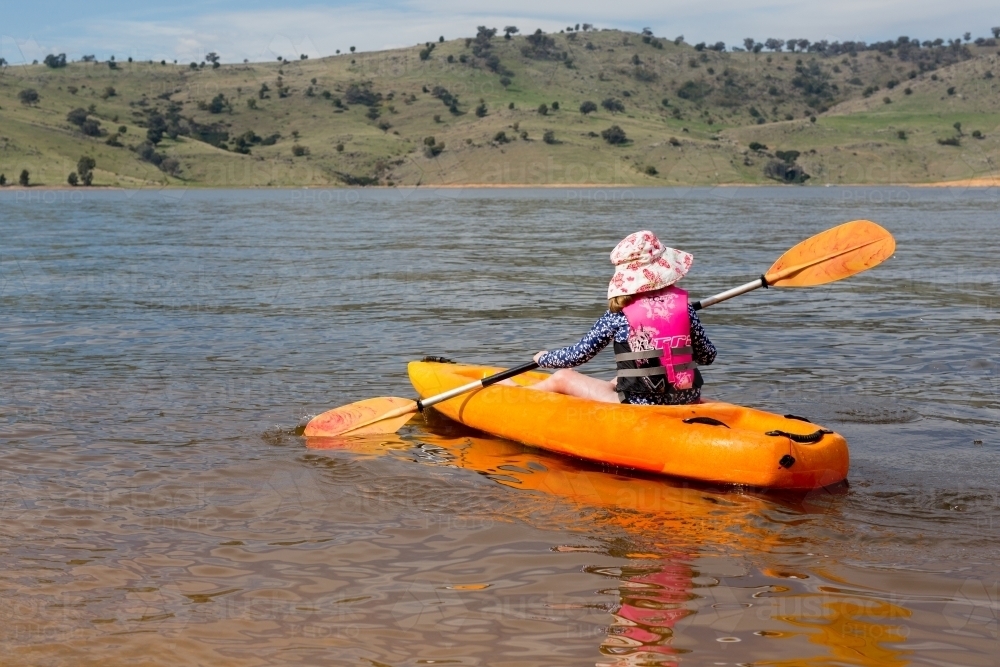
408 361 849 490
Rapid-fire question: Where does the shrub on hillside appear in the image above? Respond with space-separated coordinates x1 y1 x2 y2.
601 125 627 144
18 89 39 105
579 100 597 114
67 108 89 127
345 83 382 106
601 98 624 113
77 156 96 185
81 119 103 137
764 160 810 183
676 80 711 101
44 53 67 68
291 144 310 156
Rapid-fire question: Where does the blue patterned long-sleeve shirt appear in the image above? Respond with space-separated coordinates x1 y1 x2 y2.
537 305 716 405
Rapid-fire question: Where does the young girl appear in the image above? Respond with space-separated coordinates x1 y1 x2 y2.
528 231 716 405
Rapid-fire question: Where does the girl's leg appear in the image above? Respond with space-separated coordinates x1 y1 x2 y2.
526 369 620 403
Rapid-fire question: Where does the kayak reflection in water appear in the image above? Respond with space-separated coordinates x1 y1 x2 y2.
527 231 716 405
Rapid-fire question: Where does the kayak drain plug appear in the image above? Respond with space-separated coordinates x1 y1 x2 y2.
778 455 796 469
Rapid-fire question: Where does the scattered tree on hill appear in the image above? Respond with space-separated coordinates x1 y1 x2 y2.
764 38 784 51
18 89 39 105
67 172 78 186
206 52 220 68
676 80 711 101
206 93 230 114
291 144 310 156
601 97 624 113
475 102 487 117
0 174 6 186
579 100 597 114
344 82 382 106
765 159 809 183
101 86 116 99
423 137 444 157
503 26 519 39
543 130 557 144
67 108 89 127
743 38 755 51
601 125 627 144
522 28 564 60
19 170 30 187
81 119 103 137
146 113 167 144
77 156 96 185
537 103 548 115
43 53 67 68
499 76 511 88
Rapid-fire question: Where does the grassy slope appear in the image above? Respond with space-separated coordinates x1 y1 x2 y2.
1 29 998 187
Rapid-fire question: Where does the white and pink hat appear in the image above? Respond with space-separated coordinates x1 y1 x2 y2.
607 231 693 299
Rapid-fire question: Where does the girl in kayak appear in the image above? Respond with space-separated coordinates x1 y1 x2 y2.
528 231 715 405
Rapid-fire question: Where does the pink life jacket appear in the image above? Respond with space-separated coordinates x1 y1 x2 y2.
615 286 697 393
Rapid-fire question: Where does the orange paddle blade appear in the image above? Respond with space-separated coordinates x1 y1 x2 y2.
764 220 895 287
303 397 417 437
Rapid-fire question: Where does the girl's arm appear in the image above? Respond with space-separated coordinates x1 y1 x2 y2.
536 311 622 369
688 305 717 366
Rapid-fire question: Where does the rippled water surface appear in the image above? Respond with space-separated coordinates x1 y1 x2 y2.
2 187 998 666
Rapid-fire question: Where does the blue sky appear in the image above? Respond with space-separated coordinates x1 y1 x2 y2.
3 0 999 65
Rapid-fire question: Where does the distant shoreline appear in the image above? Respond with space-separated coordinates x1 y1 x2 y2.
2 179 998 192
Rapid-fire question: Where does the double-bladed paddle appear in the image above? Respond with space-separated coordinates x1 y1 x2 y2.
304 219 895 438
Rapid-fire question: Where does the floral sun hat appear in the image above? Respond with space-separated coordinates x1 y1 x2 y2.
607 231 694 299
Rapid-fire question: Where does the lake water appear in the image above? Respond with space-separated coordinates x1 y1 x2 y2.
1 186 998 665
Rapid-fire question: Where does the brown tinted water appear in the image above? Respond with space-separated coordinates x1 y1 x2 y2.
1 187 998 666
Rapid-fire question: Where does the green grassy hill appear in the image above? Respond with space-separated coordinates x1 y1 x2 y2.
1 29 999 187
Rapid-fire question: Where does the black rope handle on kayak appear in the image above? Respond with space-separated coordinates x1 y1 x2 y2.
783 414 813 423
766 429 832 444
683 417 730 428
